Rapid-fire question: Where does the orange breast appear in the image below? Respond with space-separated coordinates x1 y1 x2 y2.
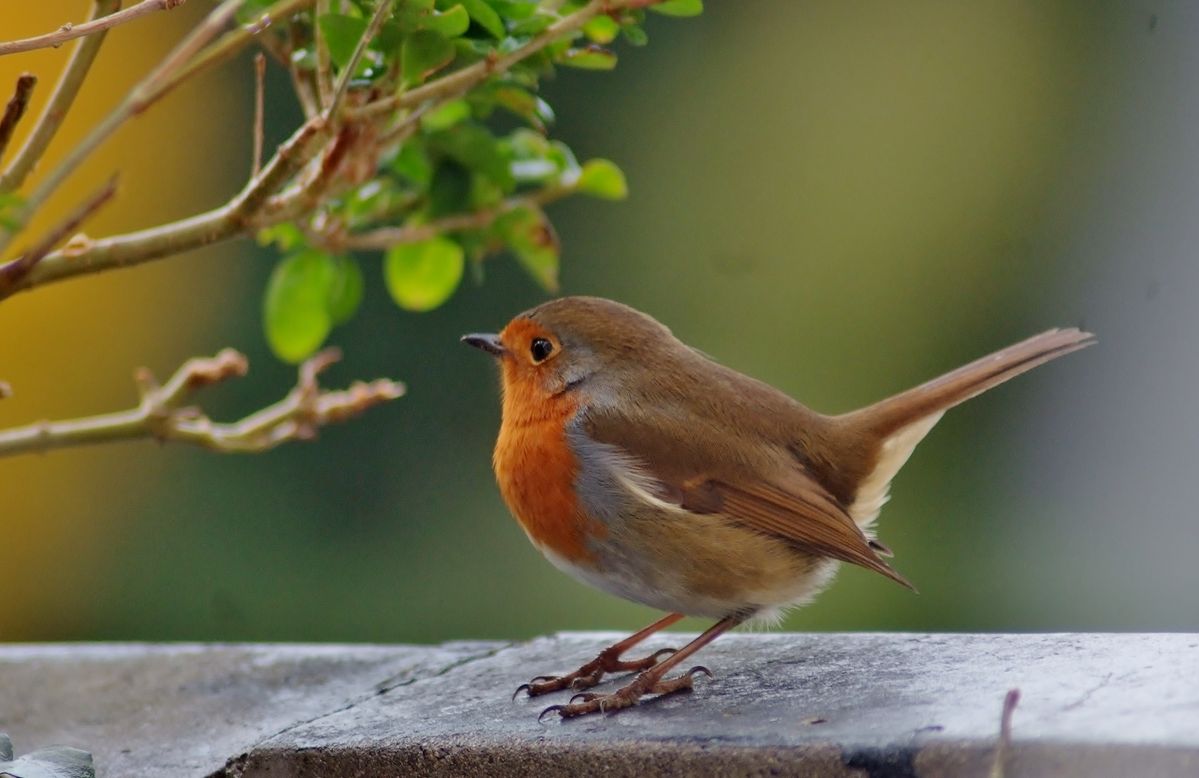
493 398 603 565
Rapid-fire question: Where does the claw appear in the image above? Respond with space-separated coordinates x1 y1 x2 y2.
512 683 532 700
648 647 677 662
688 665 713 679
569 691 598 704
538 704 566 723
529 675 557 684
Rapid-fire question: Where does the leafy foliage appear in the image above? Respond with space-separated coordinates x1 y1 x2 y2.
0 734 95 778
249 0 702 362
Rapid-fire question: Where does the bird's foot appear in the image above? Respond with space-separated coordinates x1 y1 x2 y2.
538 665 712 720
514 645 677 698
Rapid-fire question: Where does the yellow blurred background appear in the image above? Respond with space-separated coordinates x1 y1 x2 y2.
2 1 1194 642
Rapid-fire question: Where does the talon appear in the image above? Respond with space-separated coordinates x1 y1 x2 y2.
569 692 597 704
648 647 677 662
688 665 713 679
538 705 566 723
530 675 556 684
512 683 532 700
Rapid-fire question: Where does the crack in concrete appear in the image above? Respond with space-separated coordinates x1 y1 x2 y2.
210 642 517 778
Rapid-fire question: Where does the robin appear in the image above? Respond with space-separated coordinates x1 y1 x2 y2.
463 296 1094 719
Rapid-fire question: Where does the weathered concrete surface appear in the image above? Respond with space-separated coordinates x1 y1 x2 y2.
0 641 505 777
2 634 1196 777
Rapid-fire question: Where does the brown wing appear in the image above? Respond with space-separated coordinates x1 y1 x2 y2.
583 407 914 590
678 475 914 590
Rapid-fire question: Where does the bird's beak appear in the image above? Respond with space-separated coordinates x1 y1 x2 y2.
461 333 505 357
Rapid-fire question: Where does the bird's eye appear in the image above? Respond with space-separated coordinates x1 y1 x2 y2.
530 338 554 363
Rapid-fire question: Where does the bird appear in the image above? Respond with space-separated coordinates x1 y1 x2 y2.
462 296 1094 719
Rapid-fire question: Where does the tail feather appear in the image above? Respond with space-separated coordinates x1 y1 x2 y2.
851 327 1096 439
835 328 1095 528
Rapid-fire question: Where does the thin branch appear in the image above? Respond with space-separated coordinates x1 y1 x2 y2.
335 185 570 251
252 53 266 176
0 0 121 192
0 0 187 58
0 348 404 458
325 0 394 121
313 0 334 108
350 0 634 122
166 0 316 96
0 175 117 293
0 0 247 256
284 17 320 119
0 0 657 298
0 74 37 161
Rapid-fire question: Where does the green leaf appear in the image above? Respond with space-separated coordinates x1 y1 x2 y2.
621 23 648 46
264 251 336 363
256 223 307 251
384 236 465 311
492 86 554 130
496 206 559 291
559 46 617 70
392 141 433 187
575 158 627 200
328 256 364 325
318 13 369 69
508 12 553 36
420 98 471 131
461 0 504 38
0 734 95 778
424 4 470 38
583 15 620 44
428 161 473 216
650 0 703 17
429 123 514 191
402 30 455 86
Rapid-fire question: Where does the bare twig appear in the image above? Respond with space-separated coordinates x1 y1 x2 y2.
0 0 120 192
314 0 334 108
0 347 404 458
0 0 247 255
0 74 37 161
0 0 188 58
325 0 394 121
167 0 316 97
988 688 1021 778
284 18 320 119
252 53 266 176
0 175 117 293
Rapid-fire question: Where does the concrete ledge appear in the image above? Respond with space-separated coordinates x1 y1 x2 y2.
2 633 1196 777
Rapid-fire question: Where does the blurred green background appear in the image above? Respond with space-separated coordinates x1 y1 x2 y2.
3 1 1195 643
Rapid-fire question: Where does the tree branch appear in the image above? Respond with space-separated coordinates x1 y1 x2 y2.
333 184 570 251
0 0 656 297
0 74 37 161
0 175 117 293
0 0 247 256
325 0 393 121
252 53 266 176
0 347 404 458
0 0 187 58
350 0 635 122
0 0 121 192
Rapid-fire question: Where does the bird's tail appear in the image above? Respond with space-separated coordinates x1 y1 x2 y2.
834 328 1096 528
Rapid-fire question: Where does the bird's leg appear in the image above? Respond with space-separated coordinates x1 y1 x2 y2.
540 615 742 720
515 612 684 698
